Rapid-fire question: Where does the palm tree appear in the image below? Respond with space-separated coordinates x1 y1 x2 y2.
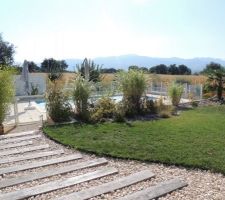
207 68 225 100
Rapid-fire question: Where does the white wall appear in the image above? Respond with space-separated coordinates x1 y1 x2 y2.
14 74 46 96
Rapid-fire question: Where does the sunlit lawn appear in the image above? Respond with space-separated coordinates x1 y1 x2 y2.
44 106 225 174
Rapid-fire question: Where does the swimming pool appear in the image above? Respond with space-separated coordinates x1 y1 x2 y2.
35 95 157 110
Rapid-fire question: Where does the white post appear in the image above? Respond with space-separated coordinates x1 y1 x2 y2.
200 84 203 99
14 97 19 126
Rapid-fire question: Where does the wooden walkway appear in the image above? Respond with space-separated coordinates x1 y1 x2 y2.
0 130 187 200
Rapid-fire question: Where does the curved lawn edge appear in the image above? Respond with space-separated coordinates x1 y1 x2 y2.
43 126 225 175
43 106 225 176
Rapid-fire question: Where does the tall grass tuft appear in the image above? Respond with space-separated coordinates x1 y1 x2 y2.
72 74 92 121
46 80 72 122
168 82 184 106
117 70 147 116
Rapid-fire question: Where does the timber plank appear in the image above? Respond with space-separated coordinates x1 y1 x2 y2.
116 178 188 200
0 135 41 144
0 144 49 156
0 153 82 175
0 167 118 200
0 158 107 188
56 170 155 200
0 149 64 165
0 130 37 139
0 141 33 150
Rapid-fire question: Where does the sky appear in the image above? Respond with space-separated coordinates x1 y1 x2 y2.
1 0 225 62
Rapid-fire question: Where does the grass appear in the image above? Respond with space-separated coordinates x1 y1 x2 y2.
43 106 225 174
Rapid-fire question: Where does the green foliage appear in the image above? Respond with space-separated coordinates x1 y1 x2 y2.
113 102 126 122
72 74 92 121
140 98 157 114
27 61 41 72
76 58 102 82
0 34 15 66
90 97 116 122
0 70 14 125
46 80 72 122
117 70 147 116
41 58 68 81
206 67 225 100
30 83 39 95
201 62 223 74
168 83 184 106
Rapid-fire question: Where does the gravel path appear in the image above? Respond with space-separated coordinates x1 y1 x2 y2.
1 124 224 200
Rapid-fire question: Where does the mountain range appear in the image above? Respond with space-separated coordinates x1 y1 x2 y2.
65 54 225 73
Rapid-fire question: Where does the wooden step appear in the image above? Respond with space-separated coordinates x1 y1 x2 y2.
0 153 82 175
0 144 49 156
0 130 37 140
56 170 155 200
0 149 64 165
0 167 118 200
116 178 188 200
0 158 107 188
0 135 41 144
0 141 33 150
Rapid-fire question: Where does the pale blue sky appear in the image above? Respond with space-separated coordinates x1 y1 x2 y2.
1 0 225 62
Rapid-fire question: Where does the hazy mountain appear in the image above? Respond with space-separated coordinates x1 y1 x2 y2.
65 54 225 73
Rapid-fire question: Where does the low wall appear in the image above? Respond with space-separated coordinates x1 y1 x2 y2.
14 74 46 96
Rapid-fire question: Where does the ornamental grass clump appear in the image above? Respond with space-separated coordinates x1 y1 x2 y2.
117 70 147 116
73 74 92 121
168 82 184 106
46 79 72 122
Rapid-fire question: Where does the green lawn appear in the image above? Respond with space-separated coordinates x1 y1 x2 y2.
43 106 225 174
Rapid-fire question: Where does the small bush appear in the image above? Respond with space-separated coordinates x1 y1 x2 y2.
168 83 184 106
113 102 126 122
191 101 199 107
155 97 172 118
140 97 157 114
159 110 171 118
46 80 72 122
91 97 116 122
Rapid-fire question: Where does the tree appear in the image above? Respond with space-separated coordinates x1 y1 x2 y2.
76 58 102 82
139 67 149 73
207 67 225 100
178 64 191 75
168 64 179 75
149 64 168 74
0 34 15 66
201 62 223 74
41 58 68 81
27 61 41 72
128 65 139 71
101 68 117 73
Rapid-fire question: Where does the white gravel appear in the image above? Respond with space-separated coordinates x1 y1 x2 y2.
0 124 224 200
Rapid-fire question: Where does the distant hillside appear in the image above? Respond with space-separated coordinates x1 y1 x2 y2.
65 55 225 73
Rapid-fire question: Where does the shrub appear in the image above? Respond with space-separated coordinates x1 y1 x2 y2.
117 70 147 116
46 80 72 122
72 74 92 121
155 97 172 118
91 97 116 122
113 102 126 122
30 83 39 95
140 97 157 114
168 83 184 106
0 70 14 134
